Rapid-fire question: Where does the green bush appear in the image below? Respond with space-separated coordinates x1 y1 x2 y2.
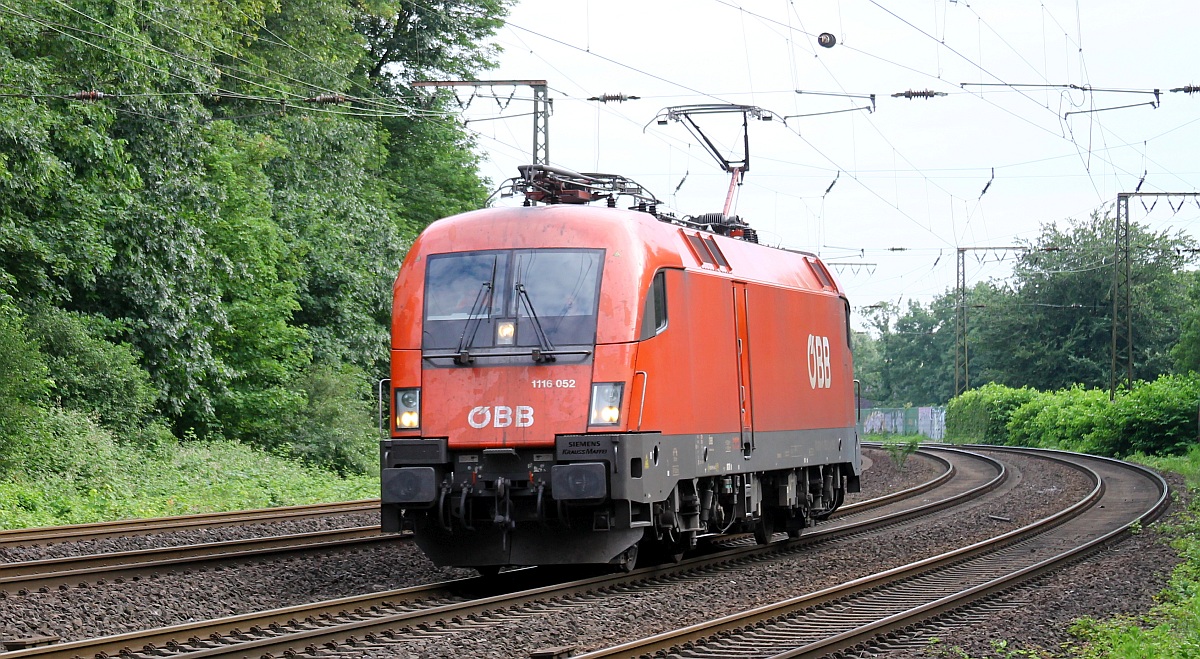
0 305 50 470
285 364 379 476
1089 374 1200 457
945 383 1038 445
880 434 922 469
0 405 377 529
24 307 158 434
1006 385 1111 452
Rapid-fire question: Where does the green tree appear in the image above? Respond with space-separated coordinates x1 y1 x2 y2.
1171 270 1200 372
857 297 955 406
355 0 510 83
0 0 508 468
0 305 49 467
23 307 156 433
889 295 955 405
858 302 897 404
851 330 884 404
970 211 1195 390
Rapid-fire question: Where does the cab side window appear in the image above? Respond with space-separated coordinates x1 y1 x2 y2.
639 271 668 340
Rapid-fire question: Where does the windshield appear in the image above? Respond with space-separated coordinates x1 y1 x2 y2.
423 248 604 352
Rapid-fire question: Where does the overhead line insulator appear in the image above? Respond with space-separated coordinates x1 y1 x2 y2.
67 90 107 101
1171 85 1200 94
891 89 947 100
305 94 348 104
587 93 640 103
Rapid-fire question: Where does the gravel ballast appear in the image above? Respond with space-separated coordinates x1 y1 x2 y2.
0 448 1180 659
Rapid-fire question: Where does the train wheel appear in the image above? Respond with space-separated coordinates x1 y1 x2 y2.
753 513 776 545
666 530 696 563
617 544 639 572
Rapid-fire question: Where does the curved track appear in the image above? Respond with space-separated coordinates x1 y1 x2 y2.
575 447 1167 659
0 448 1003 659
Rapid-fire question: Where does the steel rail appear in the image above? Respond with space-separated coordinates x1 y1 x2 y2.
0 448 994 659
835 447 953 515
0 527 395 592
0 447 946 597
0 500 380 548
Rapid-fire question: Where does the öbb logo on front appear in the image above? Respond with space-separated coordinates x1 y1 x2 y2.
468 406 534 428
807 334 832 389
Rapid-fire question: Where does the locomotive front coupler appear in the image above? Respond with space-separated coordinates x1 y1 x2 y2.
454 486 475 530
493 477 516 529
437 481 453 532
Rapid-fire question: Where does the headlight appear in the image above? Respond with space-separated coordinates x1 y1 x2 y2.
496 320 516 345
589 382 624 426
394 388 420 429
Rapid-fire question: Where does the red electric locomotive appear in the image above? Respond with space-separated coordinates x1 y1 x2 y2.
381 166 861 570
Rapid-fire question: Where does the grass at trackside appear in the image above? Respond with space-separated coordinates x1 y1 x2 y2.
0 434 378 530
1059 448 1200 658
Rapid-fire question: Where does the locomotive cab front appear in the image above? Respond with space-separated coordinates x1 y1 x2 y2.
381 207 653 568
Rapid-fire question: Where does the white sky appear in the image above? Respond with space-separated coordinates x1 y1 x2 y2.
442 0 1200 331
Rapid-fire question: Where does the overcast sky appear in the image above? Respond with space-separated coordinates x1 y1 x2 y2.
437 0 1200 330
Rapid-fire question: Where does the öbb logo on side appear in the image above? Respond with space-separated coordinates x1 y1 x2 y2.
468 406 535 428
807 334 832 389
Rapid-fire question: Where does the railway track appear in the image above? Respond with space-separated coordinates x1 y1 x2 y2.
0 526 394 593
0 447 1002 659
575 446 1168 658
0 447 945 596
0 500 397 595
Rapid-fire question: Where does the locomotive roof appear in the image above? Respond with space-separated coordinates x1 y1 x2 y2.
410 204 845 297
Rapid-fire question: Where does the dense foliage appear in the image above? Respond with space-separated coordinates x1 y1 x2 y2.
856 211 1198 406
0 0 509 476
944 376 1200 458
0 407 375 528
944 383 1038 445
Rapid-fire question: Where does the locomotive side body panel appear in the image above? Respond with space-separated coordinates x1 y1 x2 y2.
743 283 854 432
631 270 742 435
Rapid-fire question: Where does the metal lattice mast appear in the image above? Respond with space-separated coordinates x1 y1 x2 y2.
1109 191 1200 398
954 248 967 397
531 83 549 166
412 79 551 166
1110 193 1132 399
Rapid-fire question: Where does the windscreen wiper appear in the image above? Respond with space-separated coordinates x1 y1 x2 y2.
515 283 556 363
455 279 495 365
